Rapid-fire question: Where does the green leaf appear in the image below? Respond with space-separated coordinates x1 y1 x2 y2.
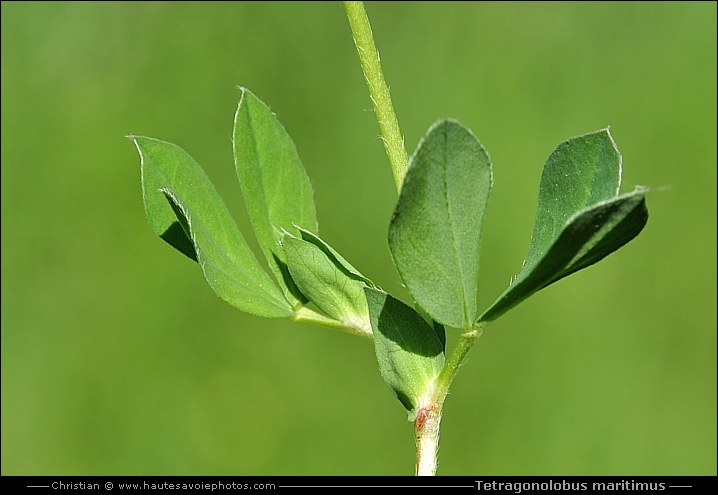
131 136 292 318
295 227 376 289
414 306 447 353
233 87 318 306
388 119 492 329
282 229 373 337
365 289 445 421
478 129 649 323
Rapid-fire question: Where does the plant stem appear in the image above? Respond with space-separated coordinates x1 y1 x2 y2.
414 401 441 476
345 1 485 476
344 1 408 193
414 324 486 475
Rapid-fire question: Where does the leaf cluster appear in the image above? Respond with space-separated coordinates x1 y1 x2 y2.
130 88 648 420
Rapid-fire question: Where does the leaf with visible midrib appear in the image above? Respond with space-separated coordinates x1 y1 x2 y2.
282 229 374 337
389 119 492 330
478 128 648 323
131 136 292 318
233 88 318 306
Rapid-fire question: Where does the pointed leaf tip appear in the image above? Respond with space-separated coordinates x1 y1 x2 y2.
478 129 648 323
233 88 318 306
132 136 291 318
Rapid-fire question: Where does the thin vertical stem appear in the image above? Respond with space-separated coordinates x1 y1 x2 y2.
344 1 408 192
345 2 486 476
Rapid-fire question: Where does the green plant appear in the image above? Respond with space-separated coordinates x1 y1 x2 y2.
129 2 648 476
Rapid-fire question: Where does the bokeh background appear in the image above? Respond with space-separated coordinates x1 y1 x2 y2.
2 1 715 476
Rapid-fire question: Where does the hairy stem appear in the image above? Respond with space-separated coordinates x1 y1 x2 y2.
344 1 408 192
414 402 441 476
415 324 485 475
345 1 485 476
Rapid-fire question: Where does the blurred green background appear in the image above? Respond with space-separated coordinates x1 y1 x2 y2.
2 1 715 476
